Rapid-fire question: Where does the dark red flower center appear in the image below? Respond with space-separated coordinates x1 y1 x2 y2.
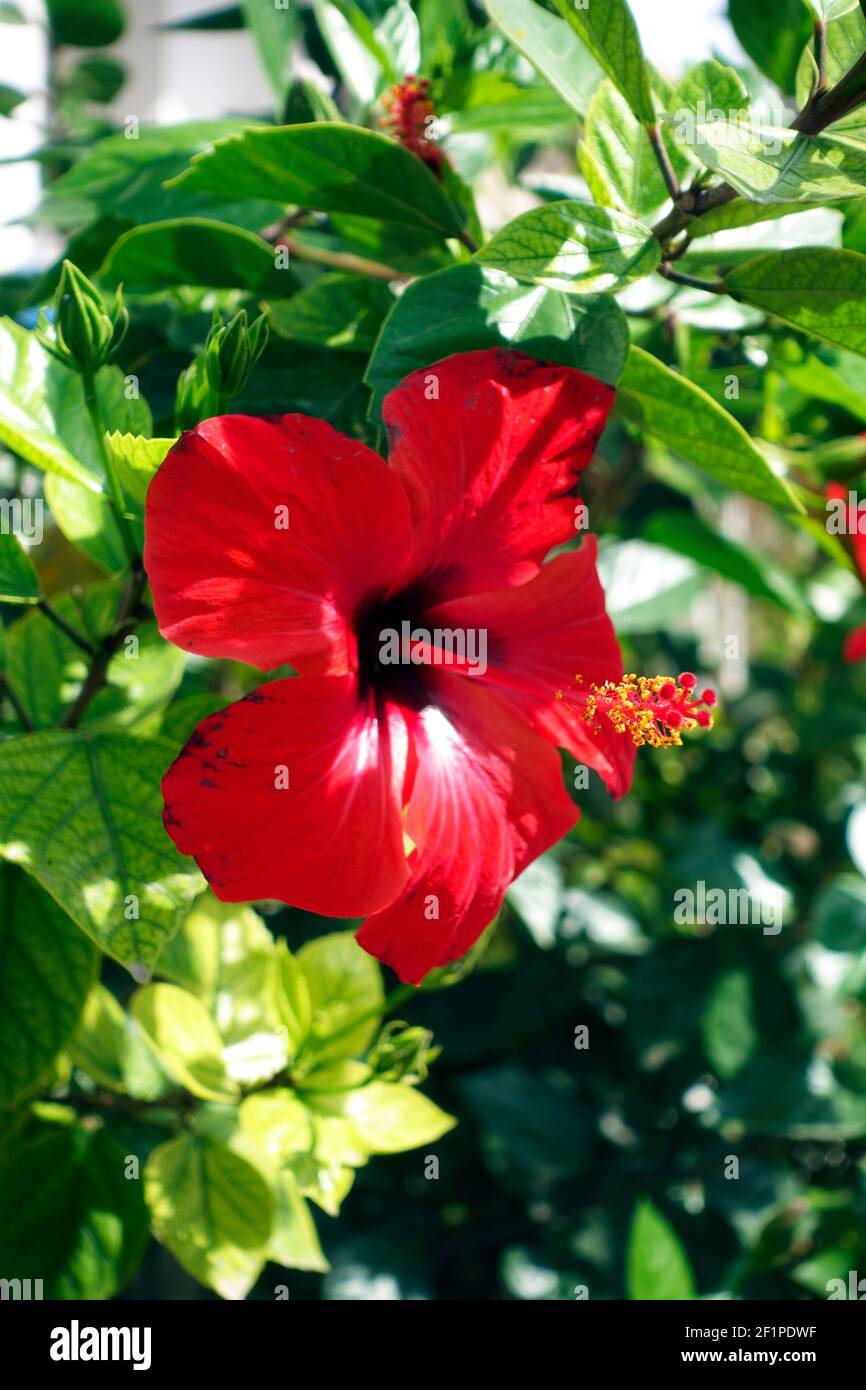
354 582 440 707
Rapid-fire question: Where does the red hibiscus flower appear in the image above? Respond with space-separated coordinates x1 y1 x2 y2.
145 348 634 984
827 481 866 663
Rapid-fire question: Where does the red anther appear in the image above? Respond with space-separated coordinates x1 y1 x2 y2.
666 708 685 728
678 672 697 690
695 709 712 728
701 688 717 707
659 681 676 700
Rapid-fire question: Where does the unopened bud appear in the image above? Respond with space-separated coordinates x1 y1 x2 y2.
205 309 270 399
37 260 128 374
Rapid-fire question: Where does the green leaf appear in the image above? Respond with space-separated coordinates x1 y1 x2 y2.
47 0 125 47
268 1168 329 1271
103 433 173 516
44 475 126 574
68 978 176 1101
812 874 866 951
131 983 237 1101
597 539 705 635
727 248 866 357
267 274 395 352
580 81 683 222
0 319 150 500
0 731 204 972
365 263 628 413
0 864 95 1106
669 58 750 118
0 530 39 603
618 345 803 510
484 0 601 116
728 0 813 95
627 1199 697 1299
0 83 26 116
477 200 660 294
240 1088 315 1161
157 893 287 1077
65 55 125 104
677 120 866 203
0 318 101 492
68 979 177 1101
6 588 182 730
274 938 313 1054
332 1080 456 1153
780 346 866 423
796 0 866 103
145 1133 272 1299
160 5 244 30
701 968 758 1079
169 123 469 238
43 120 282 231
642 511 808 612
241 0 296 102
376 0 421 75
313 0 386 106
67 981 128 1092
101 218 285 293
0 1122 150 1298
458 1063 593 1184
549 0 654 124
298 931 383 1060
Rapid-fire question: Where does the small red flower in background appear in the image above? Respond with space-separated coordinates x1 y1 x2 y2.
145 348 632 984
380 75 445 176
827 481 866 663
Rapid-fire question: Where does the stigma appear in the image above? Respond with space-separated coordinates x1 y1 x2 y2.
556 672 716 749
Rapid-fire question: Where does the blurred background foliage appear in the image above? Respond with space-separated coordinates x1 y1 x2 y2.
1 0 866 1301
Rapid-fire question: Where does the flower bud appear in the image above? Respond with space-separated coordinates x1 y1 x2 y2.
174 356 214 433
205 310 270 400
367 1020 440 1084
37 260 128 374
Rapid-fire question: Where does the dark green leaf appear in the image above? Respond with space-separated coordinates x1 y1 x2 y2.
728 0 813 95
365 262 628 413
0 530 39 603
0 864 95 1106
727 248 866 356
101 217 284 293
47 0 126 47
0 1122 150 1298
618 345 803 509
549 0 654 124
170 123 470 238
267 274 395 351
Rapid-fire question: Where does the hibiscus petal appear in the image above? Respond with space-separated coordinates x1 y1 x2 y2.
421 537 635 797
383 347 614 598
145 415 413 674
357 676 578 984
844 622 866 663
162 676 411 916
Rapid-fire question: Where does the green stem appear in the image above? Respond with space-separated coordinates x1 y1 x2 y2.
82 371 139 568
0 673 33 731
658 262 725 295
37 598 98 656
646 122 681 202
